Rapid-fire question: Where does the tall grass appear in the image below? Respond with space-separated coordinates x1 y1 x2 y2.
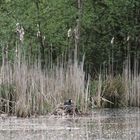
123 56 140 107
0 47 90 117
91 55 140 108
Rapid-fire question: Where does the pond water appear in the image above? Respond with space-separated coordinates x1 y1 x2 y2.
0 108 140 140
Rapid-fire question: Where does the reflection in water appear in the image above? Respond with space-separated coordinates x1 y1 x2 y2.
0 108 140 140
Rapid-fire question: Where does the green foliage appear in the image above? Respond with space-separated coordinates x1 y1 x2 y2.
0 0 140 74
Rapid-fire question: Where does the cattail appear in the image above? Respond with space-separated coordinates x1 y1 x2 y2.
111 37 114 44
67 28 72 38
127 36 130 41
37 30 41 37
16 23 25 43
37 24 41 37
74 27 79 40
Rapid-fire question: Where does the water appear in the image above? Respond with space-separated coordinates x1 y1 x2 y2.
0 108 140 140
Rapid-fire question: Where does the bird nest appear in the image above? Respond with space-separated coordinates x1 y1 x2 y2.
51 99 82 116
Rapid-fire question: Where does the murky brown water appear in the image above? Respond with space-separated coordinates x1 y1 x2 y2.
0 108 140 140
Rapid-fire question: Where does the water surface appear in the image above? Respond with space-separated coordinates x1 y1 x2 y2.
0 108 140 140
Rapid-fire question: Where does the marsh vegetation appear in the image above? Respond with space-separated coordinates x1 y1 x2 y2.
0 0 140 117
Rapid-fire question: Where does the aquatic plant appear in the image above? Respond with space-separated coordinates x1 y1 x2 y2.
0 47 90 117
91 56 140 108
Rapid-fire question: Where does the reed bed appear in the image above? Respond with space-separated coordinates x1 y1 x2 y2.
123 57 140 107
0 48 90 117
92 56 140 108
0 44 139 117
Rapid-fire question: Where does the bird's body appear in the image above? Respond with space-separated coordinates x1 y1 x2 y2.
64 99 76 115
64 99 72 106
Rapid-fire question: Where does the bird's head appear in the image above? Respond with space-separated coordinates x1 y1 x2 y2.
68 99 72 104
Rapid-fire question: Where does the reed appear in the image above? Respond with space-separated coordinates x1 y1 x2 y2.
91 55 140 108
0 47 90 117
123 56 140 107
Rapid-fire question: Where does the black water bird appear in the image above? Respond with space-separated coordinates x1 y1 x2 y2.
64 99 75 114
64 99 73 106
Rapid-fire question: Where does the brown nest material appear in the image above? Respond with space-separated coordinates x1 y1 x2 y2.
51 99 85 116
51 103 82 116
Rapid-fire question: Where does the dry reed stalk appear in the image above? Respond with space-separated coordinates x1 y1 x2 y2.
123 56 140 107
96 74 102 107
0 47 90 116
